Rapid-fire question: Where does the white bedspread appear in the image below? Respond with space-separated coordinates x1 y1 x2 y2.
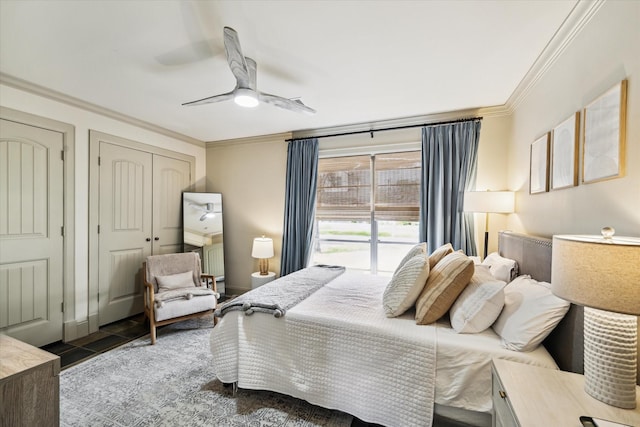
211 272 437 427
210 270 559 427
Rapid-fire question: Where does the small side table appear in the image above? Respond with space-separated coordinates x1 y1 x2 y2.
251 271 276 288
491 359 640 427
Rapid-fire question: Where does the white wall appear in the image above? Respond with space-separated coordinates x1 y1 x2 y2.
0 84 206 333
471 115 512 254
507 0 640 237
503 2 640 383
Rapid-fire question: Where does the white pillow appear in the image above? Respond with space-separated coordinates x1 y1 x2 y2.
383 254 430 317
450 265 506 333
394 242 426 274
482 252 518 282
468 256 482 265
156 271 195 292
492 275 570 352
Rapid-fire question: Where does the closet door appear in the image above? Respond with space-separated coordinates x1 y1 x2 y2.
98 142 152 325
0 119 64 346
152 155 191 255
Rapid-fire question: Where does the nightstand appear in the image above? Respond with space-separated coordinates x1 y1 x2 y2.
251 271 276 288
491 359 640 427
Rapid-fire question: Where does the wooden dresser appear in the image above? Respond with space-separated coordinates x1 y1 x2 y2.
0 334 60 427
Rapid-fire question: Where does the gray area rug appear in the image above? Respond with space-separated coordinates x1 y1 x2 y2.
60 316 353 427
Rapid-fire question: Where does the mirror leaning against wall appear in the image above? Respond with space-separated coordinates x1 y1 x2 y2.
182 192 226 295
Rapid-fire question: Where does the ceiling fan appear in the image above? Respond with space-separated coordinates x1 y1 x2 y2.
190 202 216 221
182 27 316 115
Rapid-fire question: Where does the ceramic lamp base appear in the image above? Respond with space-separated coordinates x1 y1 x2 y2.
583 307 637 409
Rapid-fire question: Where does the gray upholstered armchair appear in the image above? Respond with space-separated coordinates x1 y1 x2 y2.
143 252 218 344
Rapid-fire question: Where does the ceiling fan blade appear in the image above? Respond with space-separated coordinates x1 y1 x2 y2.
259 92 316 115
245 57 258 91
182 91 234 107
223 26 251 89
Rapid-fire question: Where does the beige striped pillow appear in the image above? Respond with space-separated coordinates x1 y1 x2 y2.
428 243 454 269
383 254 430 317
416 251 474 325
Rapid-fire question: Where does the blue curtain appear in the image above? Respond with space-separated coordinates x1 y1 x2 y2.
419 120 480 255
280 138 319 276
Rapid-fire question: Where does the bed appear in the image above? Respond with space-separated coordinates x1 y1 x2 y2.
210 232 583 427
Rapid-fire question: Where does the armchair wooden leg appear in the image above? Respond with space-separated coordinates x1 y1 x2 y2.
150 318 157 345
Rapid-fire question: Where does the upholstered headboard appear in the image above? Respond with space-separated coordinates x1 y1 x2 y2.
498 231 584 374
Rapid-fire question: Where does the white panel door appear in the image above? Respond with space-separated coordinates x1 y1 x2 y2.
98 142 152 325
152 155 191 255
0 119 64 346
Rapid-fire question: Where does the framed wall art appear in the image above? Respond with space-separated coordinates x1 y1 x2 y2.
530 132 550 194
582 79 627 183
551 112 579 190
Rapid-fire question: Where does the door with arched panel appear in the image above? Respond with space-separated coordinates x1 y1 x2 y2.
96 138 193 326
0 119 64 346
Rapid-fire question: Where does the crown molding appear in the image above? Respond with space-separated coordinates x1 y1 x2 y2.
206 131 292 148
291 104 510 140
0 72 205 148
505 0 605 112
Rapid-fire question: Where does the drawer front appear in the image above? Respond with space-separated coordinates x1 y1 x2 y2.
492 368 518 427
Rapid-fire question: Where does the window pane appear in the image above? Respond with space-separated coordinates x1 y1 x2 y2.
311 241 370 273
312 220 371 272
317 220 371 241
377 221 419 243
374 151 421 221
377 243 417 275
317 155 371 216
376 220 420 275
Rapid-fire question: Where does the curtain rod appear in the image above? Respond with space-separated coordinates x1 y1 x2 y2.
285 116 482 142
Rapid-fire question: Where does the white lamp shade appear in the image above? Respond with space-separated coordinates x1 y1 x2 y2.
551 234 640 315
464 191 515 213
252 237 274 259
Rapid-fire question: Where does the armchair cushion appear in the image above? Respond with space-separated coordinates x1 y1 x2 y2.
156 271 195 292
154 293 217 322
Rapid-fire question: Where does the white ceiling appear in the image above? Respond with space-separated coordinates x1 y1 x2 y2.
0 0 580 143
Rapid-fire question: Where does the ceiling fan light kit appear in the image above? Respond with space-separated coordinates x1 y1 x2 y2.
182 27 315 115
234 88 259 108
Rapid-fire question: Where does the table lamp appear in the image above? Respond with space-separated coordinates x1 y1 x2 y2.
551 228 640 409
252 236 274 276
463 190 515 258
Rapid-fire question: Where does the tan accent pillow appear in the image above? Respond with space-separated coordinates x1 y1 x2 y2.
156 271 195 292
383 254 430 317
416 252 474 325
428 243 454 269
